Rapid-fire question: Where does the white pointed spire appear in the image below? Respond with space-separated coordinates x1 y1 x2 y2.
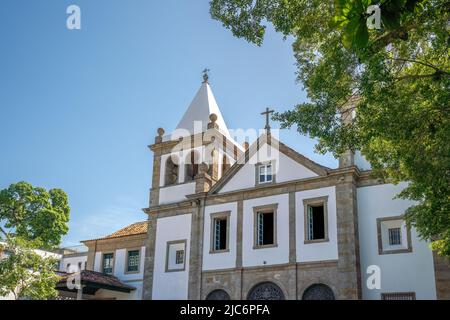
174 81 232 139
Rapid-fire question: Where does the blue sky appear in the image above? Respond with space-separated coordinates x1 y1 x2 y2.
0 1 337 247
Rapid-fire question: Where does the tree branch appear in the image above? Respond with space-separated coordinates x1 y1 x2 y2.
395 72 447 81
0 225 10 239
387 57 450 74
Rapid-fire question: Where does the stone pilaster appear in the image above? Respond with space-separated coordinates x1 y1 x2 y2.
289 192 296 264
142 214 158 300
149 129 164 207
339 98 356 169
195 163 212 194
339 150 354 168
211 150 219 181
188 199 205 299
236 200 243 268
85 243 96 271
335 172 362 299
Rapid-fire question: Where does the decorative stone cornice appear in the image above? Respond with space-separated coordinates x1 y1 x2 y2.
148 129 243 161
143 166 389 214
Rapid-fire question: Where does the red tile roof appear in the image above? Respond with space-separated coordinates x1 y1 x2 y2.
56 270 135 293
82 221 147 242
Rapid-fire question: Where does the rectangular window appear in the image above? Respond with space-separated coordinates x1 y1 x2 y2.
102 253 114 274
165 240 186 272
377 216 412 255
258 164 272 184
175 250 184 265
256 211 274 246
210 212 230 253
303 197 329 244
127 250 140 273
388 228 401 245
307 204 325 241
214 218 228 251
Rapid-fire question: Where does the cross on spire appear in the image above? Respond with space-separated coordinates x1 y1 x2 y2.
261 107 275 134
202 68 210 83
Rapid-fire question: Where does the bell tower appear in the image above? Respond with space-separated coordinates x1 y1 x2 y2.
147 73 243 207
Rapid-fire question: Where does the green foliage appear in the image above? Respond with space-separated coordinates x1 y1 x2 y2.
334 0 425 50
0 182 70 299
0 238 60 300
0 181 70 248
210 0 450 254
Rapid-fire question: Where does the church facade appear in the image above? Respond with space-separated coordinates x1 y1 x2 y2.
141 76 449 300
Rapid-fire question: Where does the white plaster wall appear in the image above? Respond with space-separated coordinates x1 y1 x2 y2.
275 147 318 183
357 183 437 299
296 187 338 262
84 247 145 300
152 214 192 299
220 144 318 193
242 194 289 267
112 246 145 282
220 160 255 193
355 151 372 171
159 182 196 205
0 292 16 300
203 202 238 270
125 281 143 300
93 252 101 272
60 255 88 272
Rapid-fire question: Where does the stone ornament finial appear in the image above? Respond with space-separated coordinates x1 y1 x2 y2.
202 68 210 83
209 113 217 123
155 127 165 143
207 113 219 129
199 162 209 175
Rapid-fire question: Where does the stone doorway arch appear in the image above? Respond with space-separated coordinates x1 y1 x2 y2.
302 283 335 300
247 282 285 300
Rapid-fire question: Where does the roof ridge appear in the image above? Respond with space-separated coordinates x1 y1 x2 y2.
81 220 148 243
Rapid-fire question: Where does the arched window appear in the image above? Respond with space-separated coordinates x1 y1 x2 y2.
206 289 230 300
302 283 335 300
185 151 200 182
247 282 285 300
165 155 179 186
222 155 231 176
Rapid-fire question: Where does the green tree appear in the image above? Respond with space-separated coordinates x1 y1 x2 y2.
0 182 70 299
210 0 450 254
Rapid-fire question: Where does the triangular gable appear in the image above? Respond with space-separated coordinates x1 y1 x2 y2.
210 134 329 194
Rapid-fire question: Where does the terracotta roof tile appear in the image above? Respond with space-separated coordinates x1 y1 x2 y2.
56 270 135 292
83 221 147 242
